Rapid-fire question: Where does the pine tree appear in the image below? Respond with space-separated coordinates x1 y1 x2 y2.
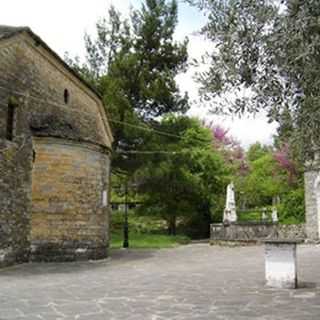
66 1 189 173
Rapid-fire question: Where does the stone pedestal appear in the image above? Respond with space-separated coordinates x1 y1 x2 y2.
263 240 303 289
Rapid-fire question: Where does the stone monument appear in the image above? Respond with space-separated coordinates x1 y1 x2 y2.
223 182 237 223
272 207 278 223
262 208 268 221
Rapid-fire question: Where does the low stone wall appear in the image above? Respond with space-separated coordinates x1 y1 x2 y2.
277 224 306 240
210 222 306 243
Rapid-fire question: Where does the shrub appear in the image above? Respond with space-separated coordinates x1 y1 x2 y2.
278 188 305 224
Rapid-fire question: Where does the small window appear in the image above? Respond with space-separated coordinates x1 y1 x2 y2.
64 89 69 104
6 101 16 141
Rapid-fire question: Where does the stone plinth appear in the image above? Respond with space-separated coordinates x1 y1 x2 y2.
263 240 303 289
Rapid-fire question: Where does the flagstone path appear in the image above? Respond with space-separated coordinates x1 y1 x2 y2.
0 244 319 320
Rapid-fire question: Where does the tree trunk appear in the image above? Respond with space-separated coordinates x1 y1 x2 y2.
168 216 177 236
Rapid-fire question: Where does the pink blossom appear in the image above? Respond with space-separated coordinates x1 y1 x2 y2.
273 144 297 182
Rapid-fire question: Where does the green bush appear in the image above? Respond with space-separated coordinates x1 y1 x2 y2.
278 188 305 224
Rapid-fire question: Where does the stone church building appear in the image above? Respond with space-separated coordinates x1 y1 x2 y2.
0 26 113 267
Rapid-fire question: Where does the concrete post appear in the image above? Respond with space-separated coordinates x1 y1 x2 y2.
263 240 303 289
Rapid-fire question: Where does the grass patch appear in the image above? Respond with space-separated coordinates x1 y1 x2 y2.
238 211 265 222
110 230 190 249
110 211 190 249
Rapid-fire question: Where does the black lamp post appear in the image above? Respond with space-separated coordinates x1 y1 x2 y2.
123 180 129 248
113 178 138 249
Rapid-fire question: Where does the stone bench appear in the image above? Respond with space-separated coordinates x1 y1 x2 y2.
262 239 304 289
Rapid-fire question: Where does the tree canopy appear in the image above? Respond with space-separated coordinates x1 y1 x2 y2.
136 116 228 235
66 0 189 173
186 0 320 162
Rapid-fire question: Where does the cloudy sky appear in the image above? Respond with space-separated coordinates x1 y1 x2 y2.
1 0 277 148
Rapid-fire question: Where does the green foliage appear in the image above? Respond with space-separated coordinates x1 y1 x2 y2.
241 154 287 207
247 143 270 162
136 115 228 236
238 211 263 222
130 0 189 118
65 5 131 84
188 0 320 161
110 211 190 248
233 142 305 223
66 1 189 174
235 153 279 209
277 187 305 224
111 211 166 234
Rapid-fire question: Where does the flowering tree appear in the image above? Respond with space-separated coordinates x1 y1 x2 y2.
273 144 297 185
204 122 249 176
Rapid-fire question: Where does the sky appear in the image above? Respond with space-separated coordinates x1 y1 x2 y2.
0 0 277 148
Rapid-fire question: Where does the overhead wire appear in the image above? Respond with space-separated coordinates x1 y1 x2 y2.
0 86 212 155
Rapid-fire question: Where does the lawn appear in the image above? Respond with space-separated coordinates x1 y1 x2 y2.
110 211 190 249
110 230 190 249
238 210 263 222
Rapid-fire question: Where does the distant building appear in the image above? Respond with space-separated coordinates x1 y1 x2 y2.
0 26 113 267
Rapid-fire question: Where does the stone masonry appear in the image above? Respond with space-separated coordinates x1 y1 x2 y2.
304 169 320 240
31 138 111 261
0 138 33 267
210 223 306 243
0 25 113 266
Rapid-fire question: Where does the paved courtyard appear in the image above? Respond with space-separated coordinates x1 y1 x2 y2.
0 244 320 320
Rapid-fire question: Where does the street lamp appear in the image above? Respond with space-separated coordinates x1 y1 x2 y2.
123 180 129 248
112 178 138 249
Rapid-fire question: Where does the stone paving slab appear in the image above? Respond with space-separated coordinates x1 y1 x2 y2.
0 244 319 319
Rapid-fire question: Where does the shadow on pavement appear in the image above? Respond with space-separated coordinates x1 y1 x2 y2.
109 248 156 262
0 249 156 278
298 281 317 289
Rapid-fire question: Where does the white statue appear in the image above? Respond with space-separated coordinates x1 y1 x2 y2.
272 207 278 223
262 208 268 221
223 182 237 223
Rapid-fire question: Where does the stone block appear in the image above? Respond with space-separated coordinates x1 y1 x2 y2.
264 240 302 289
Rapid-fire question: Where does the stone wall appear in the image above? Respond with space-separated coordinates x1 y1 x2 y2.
210 223 306 243
304 170 319 240
277 224 306 240
0 31 112 265
31 138 110 261
0 127 33 267
0 35 112 148
0 40 34 266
